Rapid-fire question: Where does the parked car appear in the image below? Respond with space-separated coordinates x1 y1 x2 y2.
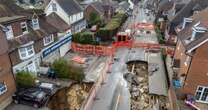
12 88 49 108
39 82 55 95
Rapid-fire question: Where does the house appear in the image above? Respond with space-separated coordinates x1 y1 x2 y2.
0 28 16 110
42 12 72 62
84 1 117 24
173 8 208 103
45 0 86 33
165 0 208 44
0 0 59 75
116 1 130 13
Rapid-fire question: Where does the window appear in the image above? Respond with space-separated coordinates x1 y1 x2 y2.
19 45 35 60
195 86 208 103
21 22 28 34
23 62 37 73
32 18 39 30
52 3 57 12
44 34 54 46
0 83 7 96
5 25 14 39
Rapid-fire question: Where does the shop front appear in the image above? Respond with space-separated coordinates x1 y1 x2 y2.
42 34 72 62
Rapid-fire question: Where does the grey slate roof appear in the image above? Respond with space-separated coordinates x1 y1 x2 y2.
90 1 105 15
56 0 83 16
46 12 70 32
177 8 208 51
119 1 130 11
171 0 208 25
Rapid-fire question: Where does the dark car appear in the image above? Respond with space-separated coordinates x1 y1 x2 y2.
12 88 49 108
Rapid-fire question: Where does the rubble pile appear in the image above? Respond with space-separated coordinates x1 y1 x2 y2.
126 62 152 110
48 83 93 110
67 84 92 110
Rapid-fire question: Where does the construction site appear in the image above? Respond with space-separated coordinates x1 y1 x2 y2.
125 60 169 110
48 83 93 110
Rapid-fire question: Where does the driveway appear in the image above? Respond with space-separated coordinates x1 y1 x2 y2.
5 103 48 110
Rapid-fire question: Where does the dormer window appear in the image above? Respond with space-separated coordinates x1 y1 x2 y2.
182 18 193 29
190 22 207 41
5 25 14 40
52 3 57 12
21 22 28 34
32 18 39 30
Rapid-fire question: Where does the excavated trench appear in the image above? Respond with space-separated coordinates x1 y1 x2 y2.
47 83 93 110
125 61 168 110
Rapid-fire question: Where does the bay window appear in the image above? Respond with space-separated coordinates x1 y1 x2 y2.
44 34 54 46
19 45 35 60
23 62 37 73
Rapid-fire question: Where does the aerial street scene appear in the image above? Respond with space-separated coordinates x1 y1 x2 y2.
1 0 208 110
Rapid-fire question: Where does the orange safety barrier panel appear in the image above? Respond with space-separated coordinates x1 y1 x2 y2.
71 42 174 56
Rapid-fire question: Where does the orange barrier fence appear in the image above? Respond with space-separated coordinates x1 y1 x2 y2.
71 42 115 56
71 41 174 56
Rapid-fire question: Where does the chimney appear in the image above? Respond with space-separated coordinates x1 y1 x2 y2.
182 18 193 29
190 22 207 41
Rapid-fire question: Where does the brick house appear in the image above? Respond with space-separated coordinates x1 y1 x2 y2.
173 8 208 103
165 0 208 44
84 1 116 24
0 0 60 75
45 0 86 33
0 29 16 110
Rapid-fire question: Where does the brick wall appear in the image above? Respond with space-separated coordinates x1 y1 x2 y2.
0 53 16 108
173 40 189 76
183 42 208 95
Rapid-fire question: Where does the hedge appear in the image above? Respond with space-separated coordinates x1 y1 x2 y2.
96 13 127 41
16 71 36 88
72 32 98 45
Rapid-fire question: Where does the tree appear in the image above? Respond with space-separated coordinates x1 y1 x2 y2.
89 12 102 26
16 71 36 88
52 58 85 82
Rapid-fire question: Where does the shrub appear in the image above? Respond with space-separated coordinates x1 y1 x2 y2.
155 24 165 44
72 32 98 45
16 71 36 88
52 58 69 78
96 13 127 41
88 12 102 27
52 58 85 82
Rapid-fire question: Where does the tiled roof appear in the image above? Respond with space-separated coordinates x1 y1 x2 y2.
159 0 174 12
171 0 208 25
56 0 83 16
178 8 208 51
46 12 70 32
8 16 58 50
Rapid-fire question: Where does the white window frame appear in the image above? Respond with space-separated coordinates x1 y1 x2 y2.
18 45 35 60
195 86 208 103
0 82 7 96
21 22 28 34
23 61 37 73
52 3 57 12
5 25 14 40
43 34 54 46
32 18 39 30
